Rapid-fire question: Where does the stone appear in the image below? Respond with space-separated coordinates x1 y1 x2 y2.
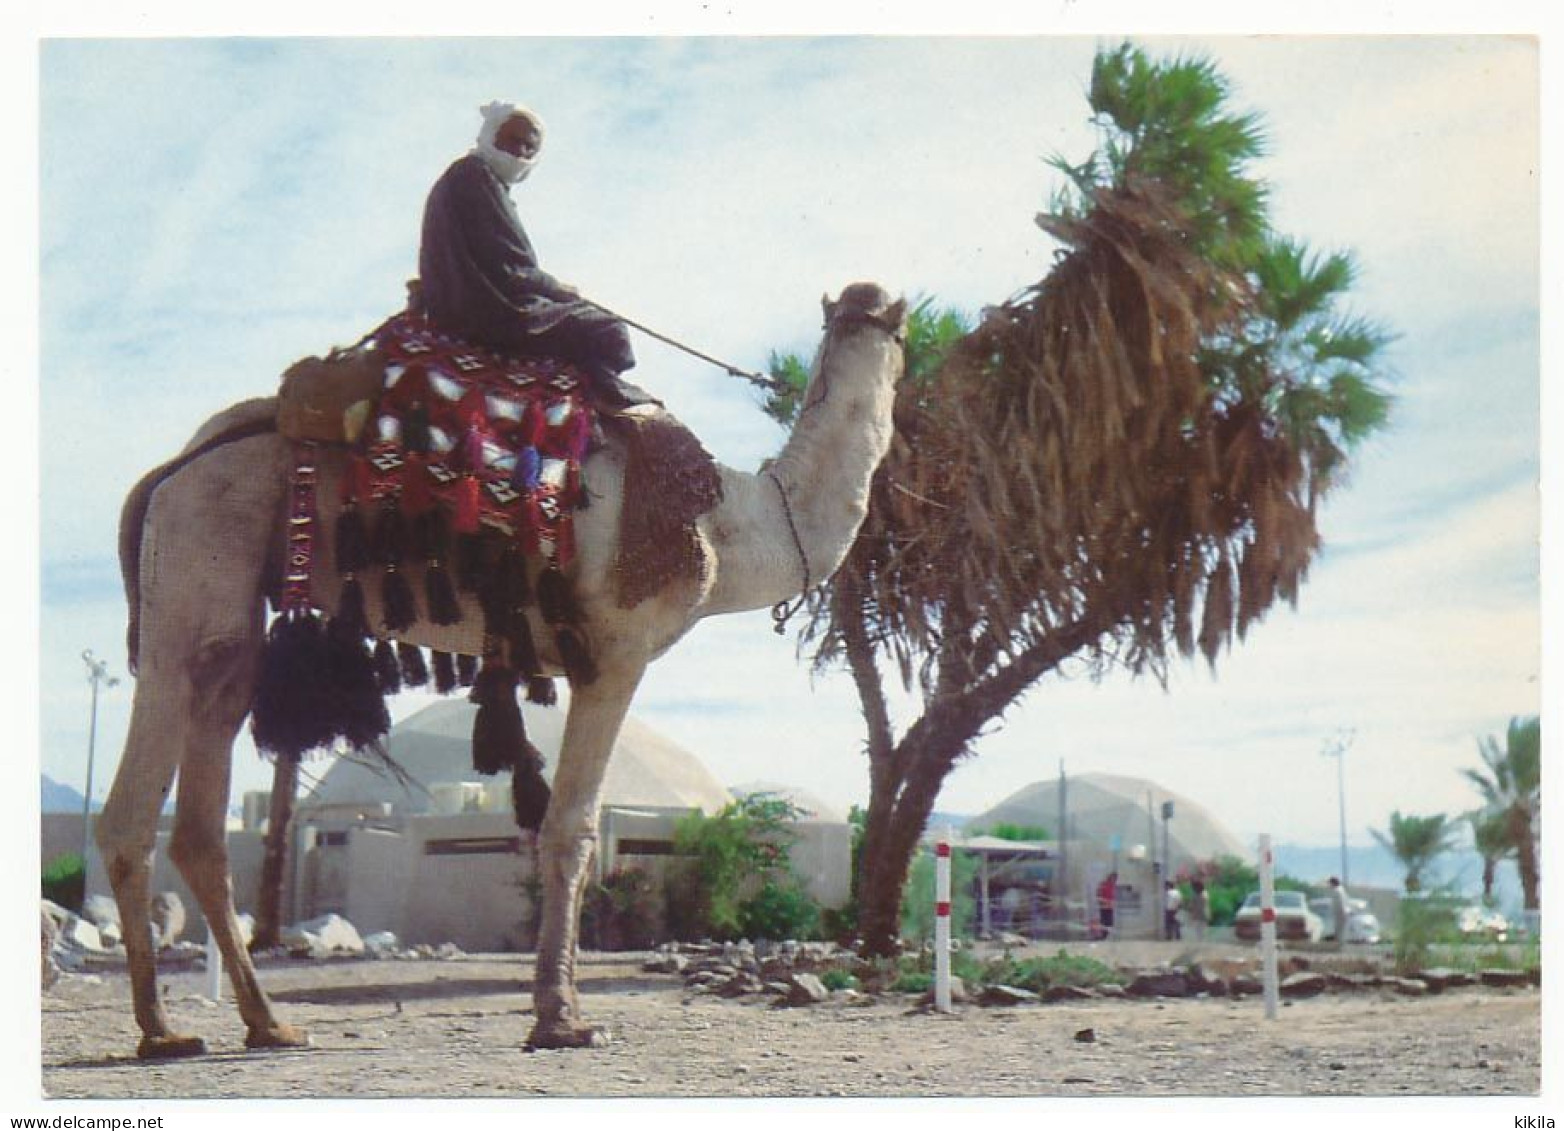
41 907 60 991
1230 975 1263 996
1280 972 1328 998
1127 972 1189 998
1073 1027 1096 1043
81 894 121 931
718 973 763 998
1393 978 1428 997
150 891 187 949
764 981 792 996
1478 968 1530 989
1095 983 1128 999
1416 967 1473 992
917 976 969 1006
784 973 830 1006
1043 984 1097 1003
997 932 1029 948
363 931 400 958
59 914 104 953
280 913 365 958
1183 963 1224 994
979 984 1040 1007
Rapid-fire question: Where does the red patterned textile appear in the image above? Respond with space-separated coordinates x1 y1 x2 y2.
353 311 595 565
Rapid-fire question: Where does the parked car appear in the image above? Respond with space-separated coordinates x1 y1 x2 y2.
1308 896 1382 944
1234 890 1324 942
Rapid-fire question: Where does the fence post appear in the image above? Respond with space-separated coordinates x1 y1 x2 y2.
1258 833 1279 1020
935 829 953 1013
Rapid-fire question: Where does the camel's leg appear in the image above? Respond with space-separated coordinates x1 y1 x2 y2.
166 638 309 1052
526 660 645 1050
96 682 206 1060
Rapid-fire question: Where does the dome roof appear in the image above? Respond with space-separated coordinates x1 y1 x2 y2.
302 698 733 816
969 772 1248 869
729 781 848 823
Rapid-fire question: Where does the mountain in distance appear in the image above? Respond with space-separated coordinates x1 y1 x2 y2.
41 774 95 814
1274 842 1523 912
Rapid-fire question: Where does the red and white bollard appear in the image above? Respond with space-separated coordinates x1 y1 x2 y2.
1258 833 1279 1020
934 828 953 1013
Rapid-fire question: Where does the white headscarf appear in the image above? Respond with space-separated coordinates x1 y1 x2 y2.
474 101 545 185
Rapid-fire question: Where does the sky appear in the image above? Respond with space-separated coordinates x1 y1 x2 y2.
19 30 1548 867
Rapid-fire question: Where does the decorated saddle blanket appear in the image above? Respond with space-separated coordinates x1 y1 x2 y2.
344 310 597 566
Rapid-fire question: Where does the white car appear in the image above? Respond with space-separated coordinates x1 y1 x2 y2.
1235 891 1324 942
1457 905 1511 941
1309 896 1382 944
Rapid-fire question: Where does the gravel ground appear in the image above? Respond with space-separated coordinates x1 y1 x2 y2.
37 949 1542 1100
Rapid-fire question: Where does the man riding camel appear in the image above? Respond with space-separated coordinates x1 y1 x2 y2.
417 101 659 414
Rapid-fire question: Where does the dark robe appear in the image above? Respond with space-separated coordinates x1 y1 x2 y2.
418 152 635 383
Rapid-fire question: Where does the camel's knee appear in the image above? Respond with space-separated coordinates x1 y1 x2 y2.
167 821 227 879
188 636 261 711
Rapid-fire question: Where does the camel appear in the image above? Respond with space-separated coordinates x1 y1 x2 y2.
94 282 905 1056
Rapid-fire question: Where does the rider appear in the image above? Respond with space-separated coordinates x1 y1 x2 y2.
416 101 659 413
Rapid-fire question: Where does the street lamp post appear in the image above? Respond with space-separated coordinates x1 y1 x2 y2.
1321 729 1355 888
81 650 120 868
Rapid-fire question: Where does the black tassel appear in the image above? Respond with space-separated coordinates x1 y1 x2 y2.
251 613 337 759
397 641 429 688
425 559 463 626
510 743 551 832
412 507 449 564
372 497 408 566
507 614 543 677
555 627 599 685
525 676 557 706
537 566 582 625
469 663 523 776
324 617 391 750
454 531 485 592
382 566 418 632
373 638 402 695
336 576 370 640
500 542 532 609
432 650 458 695
335 502 369 575
456 652 479 687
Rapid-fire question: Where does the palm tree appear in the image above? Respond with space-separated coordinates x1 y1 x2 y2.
767 43 1393 956
1462 715 1540 913
1467 808 1511 905
1372 811 1459 893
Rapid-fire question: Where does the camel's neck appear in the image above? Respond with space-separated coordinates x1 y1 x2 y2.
699 327 900 617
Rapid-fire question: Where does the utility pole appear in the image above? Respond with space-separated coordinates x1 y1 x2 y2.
1321 729 1355 888
80 650 119 869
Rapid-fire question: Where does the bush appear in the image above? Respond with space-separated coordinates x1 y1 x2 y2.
900 847 977 943
1180 854 1309 927
42 853 85 913
738 880 821 942
820 968 859 992
579 868 665 951
1391 891 1464 974
984 949 1123 993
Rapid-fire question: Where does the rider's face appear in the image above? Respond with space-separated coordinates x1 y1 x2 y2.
494 115 542 160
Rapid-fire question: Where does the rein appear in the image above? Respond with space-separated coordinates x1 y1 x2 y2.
578 296 786 393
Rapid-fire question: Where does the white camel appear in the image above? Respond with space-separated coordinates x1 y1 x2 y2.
94 283 905 1056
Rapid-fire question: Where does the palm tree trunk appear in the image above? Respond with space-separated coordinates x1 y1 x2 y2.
251 754 301 951
1510 808 1540 912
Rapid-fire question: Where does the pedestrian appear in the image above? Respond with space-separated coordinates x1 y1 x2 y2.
1096 872 1118 938
1327 876 1350 950
1163 879 1183 940
1189 878 1211 942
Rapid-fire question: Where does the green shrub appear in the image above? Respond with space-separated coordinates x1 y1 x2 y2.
890 970 933 994
42 853 85 913
982 949 1123 993
579 868 665 951
1391 891 1463 974
738 880 821 942
900 847 977 942
820 968 859 992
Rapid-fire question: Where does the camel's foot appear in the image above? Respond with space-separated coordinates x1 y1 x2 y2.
243 1023 312 1051
136 1033 208 1060
525 1020 610 1051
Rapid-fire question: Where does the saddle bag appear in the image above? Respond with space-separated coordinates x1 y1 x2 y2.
277 349 385 443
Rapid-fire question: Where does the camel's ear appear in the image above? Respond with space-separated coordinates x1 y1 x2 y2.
821 292 836 323
886 297 908 329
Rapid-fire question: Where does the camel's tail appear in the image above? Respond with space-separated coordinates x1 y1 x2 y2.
120 399 280 675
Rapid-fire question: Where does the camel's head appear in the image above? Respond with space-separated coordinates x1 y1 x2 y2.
821 283 908 347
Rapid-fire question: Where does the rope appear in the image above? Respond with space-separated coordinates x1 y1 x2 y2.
767 469 813 634
577 296 786 392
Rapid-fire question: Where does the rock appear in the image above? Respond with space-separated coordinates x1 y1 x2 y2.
150 891 187 949
280 913 365 958
436 942 464 959
1416 967 1473 992
979 984 1040 1007
41 900 71 931
1073 1027 1096 1043
997 932 1029 948
81 894 121 931
1230 975 1263 996
1280 972 1328 999
1393 978 1428 997
41 907 60 990
1044 984 1097 1003
58 914 104 953
1127 971 1189 998
1095 983 1128 999
718 973 763 998
764 981 792 996
1183 963 1224 994
784 973 830 1006
363 931 400 959
1478 968 1530 989
916 976 969 1006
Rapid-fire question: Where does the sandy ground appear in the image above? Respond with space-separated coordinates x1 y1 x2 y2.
38 947 1541 1100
